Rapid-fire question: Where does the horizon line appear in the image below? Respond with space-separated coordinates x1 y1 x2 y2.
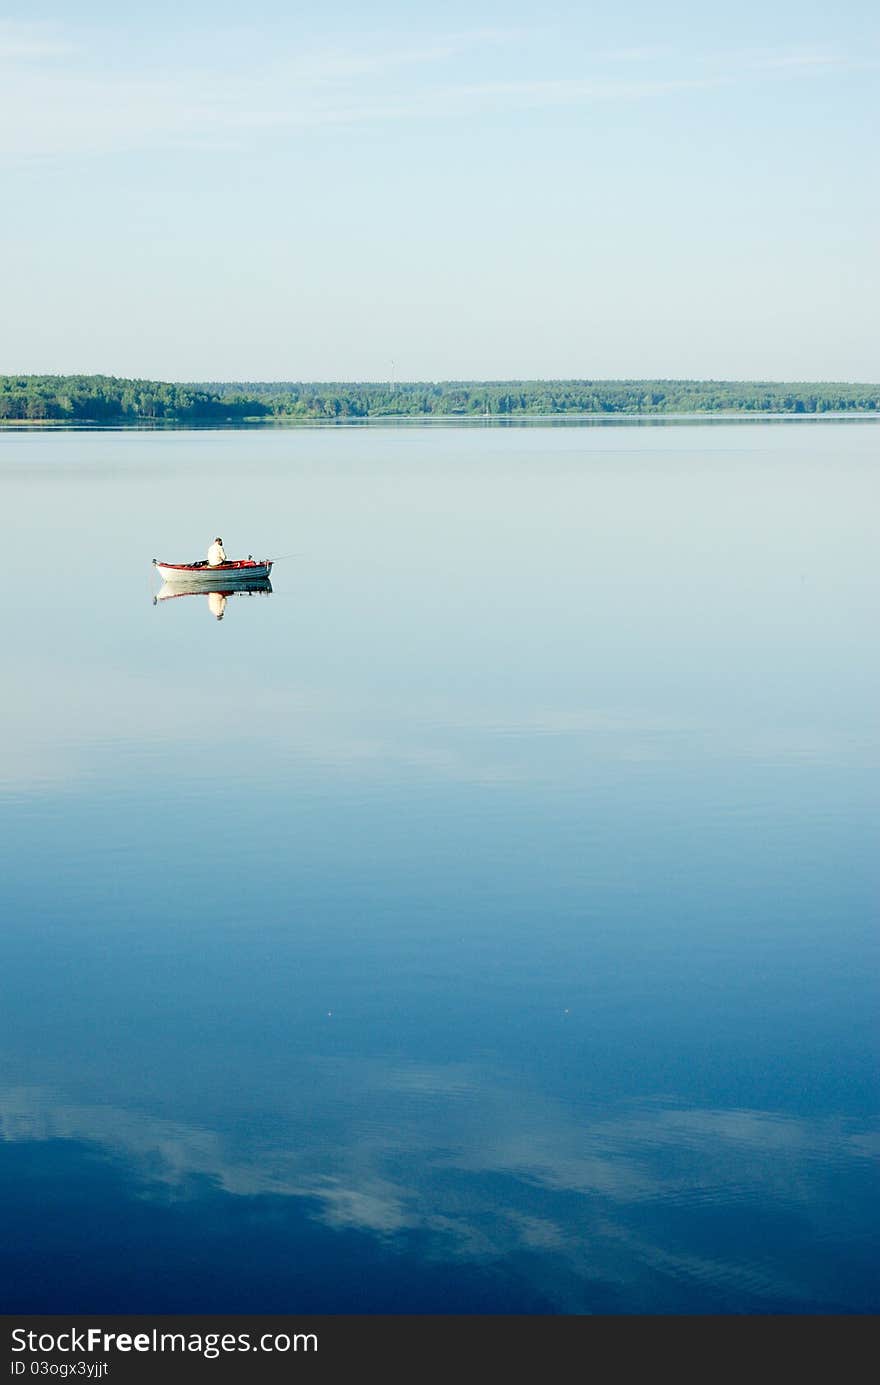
4 373 880 388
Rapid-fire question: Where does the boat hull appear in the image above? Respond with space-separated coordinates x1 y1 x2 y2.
155 559 273 583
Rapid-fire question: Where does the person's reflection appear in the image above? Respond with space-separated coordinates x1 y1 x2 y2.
207 590 227 622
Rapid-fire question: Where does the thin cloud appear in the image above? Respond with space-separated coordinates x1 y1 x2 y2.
750 48 847 70
0 29 866 161
0 21 73 61
451 75 729 104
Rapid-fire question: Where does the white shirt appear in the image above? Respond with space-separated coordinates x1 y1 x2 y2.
207 540 227 566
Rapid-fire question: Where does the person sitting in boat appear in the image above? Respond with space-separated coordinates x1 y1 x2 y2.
207 537 228 566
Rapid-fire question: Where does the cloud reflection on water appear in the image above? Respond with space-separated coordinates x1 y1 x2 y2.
1 1067 875 1310
2 651 875 801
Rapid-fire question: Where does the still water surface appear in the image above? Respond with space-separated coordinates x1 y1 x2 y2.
0 423 877 1312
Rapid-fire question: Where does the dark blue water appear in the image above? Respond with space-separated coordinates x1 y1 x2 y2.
1 423 877 1312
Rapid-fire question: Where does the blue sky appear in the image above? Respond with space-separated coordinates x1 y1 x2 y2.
1 2 877 380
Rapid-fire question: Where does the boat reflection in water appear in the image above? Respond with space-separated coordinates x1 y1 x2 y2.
153 577 272 621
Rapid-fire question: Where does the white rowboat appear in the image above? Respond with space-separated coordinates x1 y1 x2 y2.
153 558 273 583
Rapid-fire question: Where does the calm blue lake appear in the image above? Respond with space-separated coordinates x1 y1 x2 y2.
0 421 877 1313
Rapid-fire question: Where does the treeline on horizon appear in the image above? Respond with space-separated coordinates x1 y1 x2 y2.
2 374 880 421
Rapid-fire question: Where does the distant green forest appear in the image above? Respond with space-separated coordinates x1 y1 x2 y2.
2 374 880 422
